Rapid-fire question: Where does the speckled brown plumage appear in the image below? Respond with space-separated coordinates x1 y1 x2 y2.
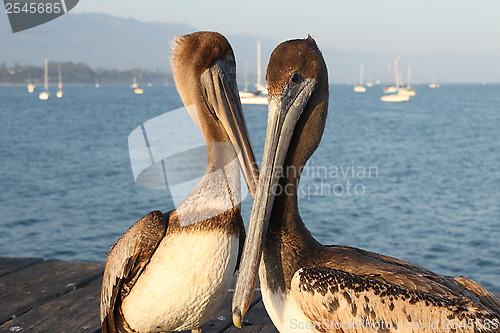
294 267 499 332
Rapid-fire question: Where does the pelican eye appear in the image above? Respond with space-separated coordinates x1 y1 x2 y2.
290 72 303 85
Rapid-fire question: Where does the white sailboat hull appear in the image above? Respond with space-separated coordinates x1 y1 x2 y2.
255 83 268 95
384 86 398 94
239 91 256 98
398 88 416 96
380 94 410 102
238 40 268 105
241 95 268 105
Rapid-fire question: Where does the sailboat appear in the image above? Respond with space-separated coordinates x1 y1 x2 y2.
429 77 440 88
239 40 268 105
398 66 416 96
56 65 63 98
27 76 36 93
383 61 398 94
381 56 410 102
239 62 252 98
131 76 138 89
95 80 100 88
131 76 143 94
134 86 144 95
39 59 49 100
381 93 410 102
353 64 366 92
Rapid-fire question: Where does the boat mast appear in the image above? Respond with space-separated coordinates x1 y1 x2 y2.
394 57 402 89
44 59 48 91
393 59 398 88
387 61 392 85
58 65 62 89
398 57 403 88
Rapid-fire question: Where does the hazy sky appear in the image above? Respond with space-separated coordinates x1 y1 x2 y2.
73 0 500 57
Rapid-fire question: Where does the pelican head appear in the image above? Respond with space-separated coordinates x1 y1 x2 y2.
172 31 258 196
232 36 329 327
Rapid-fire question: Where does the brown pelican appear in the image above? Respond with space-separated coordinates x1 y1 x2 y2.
100 31 259 333
232 36 500 333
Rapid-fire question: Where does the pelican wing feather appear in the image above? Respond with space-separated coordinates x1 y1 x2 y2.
100 210 168 332
324 245 498 304
292 267 499 333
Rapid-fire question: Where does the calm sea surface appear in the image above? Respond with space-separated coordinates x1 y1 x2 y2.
0 84 498 292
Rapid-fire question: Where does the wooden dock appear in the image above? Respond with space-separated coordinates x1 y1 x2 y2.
0 257 277 333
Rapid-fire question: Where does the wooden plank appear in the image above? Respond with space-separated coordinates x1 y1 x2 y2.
0 268 265 333
201 283 262 333
0 278 102 332
0 259 273 332
0 260 104 325
0 258 43 278
224 299 278 333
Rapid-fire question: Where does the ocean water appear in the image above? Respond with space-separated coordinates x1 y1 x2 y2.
0 84 498 293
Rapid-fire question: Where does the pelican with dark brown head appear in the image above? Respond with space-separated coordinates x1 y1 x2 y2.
100 31 258 333
232 36 499 333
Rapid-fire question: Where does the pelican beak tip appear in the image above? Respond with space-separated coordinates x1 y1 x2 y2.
232 307 243 328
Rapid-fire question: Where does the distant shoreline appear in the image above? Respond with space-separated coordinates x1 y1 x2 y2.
0 83 173 87
0 61 172 86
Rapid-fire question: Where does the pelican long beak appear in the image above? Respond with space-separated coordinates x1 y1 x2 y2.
232 78 317 327
200 61 259 197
